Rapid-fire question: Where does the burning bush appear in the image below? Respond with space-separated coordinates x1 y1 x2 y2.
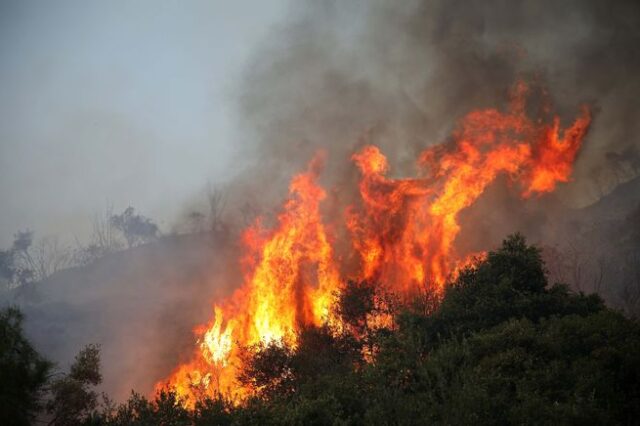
158 81 592 405
77 235 640 425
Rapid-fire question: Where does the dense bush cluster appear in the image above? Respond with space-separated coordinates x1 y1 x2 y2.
2 234 639 425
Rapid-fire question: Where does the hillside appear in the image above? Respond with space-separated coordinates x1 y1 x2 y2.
1 233 241 401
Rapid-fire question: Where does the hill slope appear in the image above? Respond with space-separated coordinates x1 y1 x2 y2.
1 233 240 401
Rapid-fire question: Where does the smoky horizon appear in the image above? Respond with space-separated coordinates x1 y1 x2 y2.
1 0 639 249
0 0 288 247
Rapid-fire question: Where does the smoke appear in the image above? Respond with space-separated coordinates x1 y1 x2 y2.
228 0 640 211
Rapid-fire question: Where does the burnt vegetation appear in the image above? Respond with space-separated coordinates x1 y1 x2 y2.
2 234 639 425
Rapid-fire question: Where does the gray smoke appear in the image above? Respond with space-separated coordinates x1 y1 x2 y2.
228 0 640 211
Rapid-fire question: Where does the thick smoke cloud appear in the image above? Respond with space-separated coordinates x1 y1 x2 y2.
229 0 640 211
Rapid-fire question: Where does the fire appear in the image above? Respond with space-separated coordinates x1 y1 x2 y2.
158 154 341 404
159 82 591 405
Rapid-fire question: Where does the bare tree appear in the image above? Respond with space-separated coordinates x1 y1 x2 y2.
206 183 227 233
619 253 640 318
92 204 121 253
72 204 124 266
591 256 609 295
565 242 586 292
544 238 612 297
30 237 72 281
0 231 73 289
542 245 569 285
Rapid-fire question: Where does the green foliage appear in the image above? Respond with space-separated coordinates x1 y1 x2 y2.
238 342 295 398
239 325 361 402
99 390 190 426
0 307 106 425
416 311 640 424
192 396 235 426
0 306 52 425
422 233 604 348
335 280 377 336
46 344 103 425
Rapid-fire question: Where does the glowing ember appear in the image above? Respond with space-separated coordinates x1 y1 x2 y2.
158 82 591 406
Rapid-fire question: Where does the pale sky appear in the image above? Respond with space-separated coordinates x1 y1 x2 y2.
0 0 288 246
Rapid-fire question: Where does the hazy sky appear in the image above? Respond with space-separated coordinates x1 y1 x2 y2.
0 0 288 246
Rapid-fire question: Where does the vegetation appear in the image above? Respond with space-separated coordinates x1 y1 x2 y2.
0 307 52 425
2 234 639 425
109 207 159 249
0 307 102 425
0 231 72 290
0 206 161 292
46 344 103 425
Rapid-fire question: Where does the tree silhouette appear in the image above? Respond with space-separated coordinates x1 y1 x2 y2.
110 207 159 248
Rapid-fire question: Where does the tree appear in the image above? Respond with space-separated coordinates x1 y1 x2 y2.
74 204 124 266
0 247 19 290
1 231 73 290
0 231 36 290
94 390 191 426
335 280 378 337
30 237 73 282
420 233 604 345
238 341 296 399
110 207 159 248
206 184 227 234
364 234 634 424
416 311 640 424
619 252 640 318
46 344 102 425
0 306 53 425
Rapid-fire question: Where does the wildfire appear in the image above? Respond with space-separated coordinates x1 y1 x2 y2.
158 82 591 406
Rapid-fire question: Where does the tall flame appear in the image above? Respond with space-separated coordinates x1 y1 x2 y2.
159 82 591 405
159 154 341 403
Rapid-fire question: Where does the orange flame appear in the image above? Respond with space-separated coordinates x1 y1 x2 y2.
159 154 341 404
159 82 591 406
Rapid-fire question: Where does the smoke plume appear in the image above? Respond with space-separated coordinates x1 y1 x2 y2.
229 0 640 212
